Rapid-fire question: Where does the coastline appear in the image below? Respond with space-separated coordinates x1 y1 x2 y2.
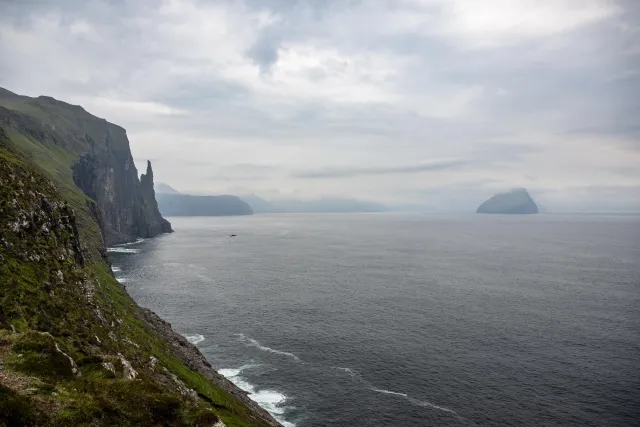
137 305 283 427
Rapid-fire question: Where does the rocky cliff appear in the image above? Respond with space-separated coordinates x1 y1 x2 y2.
0 88 172 245
477 188 539 214
0 90 282 426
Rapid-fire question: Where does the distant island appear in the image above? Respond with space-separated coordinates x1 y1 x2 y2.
156 192 253 216
155 182 181 195
241 194 388 213
477 188 539 214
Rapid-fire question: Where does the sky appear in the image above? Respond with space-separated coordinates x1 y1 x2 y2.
1 0 639 212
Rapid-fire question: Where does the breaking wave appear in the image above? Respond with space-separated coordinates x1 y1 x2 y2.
184 334 205 345
107 247 140 254
219 364 295 427
114 238 145 246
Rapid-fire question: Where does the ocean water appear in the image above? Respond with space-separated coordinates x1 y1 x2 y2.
109 214 640 427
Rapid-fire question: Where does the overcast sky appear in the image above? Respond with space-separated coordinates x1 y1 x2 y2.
1 0 639 211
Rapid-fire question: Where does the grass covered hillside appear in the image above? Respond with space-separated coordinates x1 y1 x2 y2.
0 109 280 426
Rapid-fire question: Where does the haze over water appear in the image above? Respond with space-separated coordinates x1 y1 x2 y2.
110 214 640 427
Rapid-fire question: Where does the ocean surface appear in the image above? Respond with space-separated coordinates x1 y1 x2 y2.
108 214 640 427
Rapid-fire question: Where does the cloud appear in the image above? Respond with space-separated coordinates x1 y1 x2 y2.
0 0 638 210
292 158 470 178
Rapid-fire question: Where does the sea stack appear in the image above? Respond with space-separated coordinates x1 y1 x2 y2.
477 188 539 214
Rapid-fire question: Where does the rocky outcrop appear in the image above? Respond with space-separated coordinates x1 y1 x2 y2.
0 88 172 246
477 188 539 214
139 161 172 235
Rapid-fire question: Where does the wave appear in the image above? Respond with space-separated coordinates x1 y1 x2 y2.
238 334 300 361
114 238 145 246
370 387 461 417
219 363 259 378
184 334 205 345
370 388 408 397
106 247 140 254
335 367 356 376
111 266 121 272
337 366 462 419
219 365 295 427
116 277 129 283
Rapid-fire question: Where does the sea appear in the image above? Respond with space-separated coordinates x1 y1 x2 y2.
108 213 640 427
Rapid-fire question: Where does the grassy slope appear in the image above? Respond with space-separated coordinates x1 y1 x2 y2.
0 124 274 426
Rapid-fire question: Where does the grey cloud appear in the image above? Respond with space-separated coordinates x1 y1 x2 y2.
246 31 281 73
292 159 470 179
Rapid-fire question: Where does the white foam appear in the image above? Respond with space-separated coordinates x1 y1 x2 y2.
107 247 140 254
238 334 300 361
249 390 287 415
114 238 145 246
219 365 295 427
116 277 129 283
184 334 205 345
111 266 121 272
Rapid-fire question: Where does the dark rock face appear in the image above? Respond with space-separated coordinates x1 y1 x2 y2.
71 134 173 245
477 188 539 214
0 88 172 245
139 161 173 236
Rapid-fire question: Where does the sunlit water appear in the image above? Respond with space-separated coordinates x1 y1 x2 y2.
109 213 640 427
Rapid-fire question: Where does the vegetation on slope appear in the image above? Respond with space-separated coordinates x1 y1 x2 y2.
0 123 277 425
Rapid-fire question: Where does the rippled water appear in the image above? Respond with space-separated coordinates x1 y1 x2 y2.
109 213 640 427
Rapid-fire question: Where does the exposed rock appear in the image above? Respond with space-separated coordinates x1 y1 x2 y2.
102 361 116 375
163 367 199 402
122 337 139 348
54 343 79 376
149 356 158 368
118 353 137 380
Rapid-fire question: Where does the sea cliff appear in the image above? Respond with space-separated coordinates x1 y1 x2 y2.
0 88 282 427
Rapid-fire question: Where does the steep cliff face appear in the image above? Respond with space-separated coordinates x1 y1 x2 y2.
0 88 172 245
